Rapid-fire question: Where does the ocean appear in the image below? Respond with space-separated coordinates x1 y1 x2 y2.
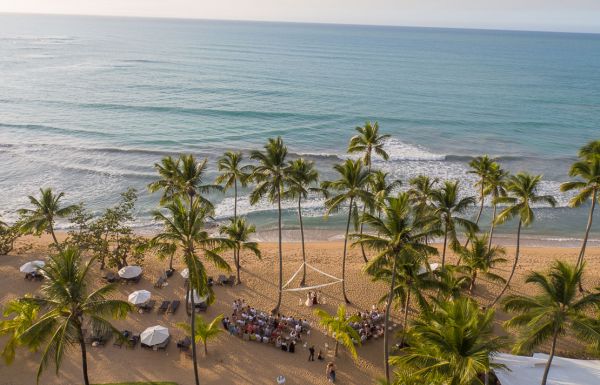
1 14 599 245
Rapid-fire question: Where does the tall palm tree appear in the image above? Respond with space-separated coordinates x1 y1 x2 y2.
219 217 261 284
370 170 402 217
354 192 436 383
408 175 440 245
18 188 77 247
489 173 556 307
457 234 507 294
0 297 39 364
153 199 231 385
177 314 224 356
484 164 508 249
16 247 131 385
578 139 600 160
503 261 600 385
348 121 390 263
468 155 496 227
147 155 182 204
249 137 288 314
215 151 251 220
314 304 361 359
434 265 472 302
285 158 319 286
431 181 478 269
560 157 600 269
391 297 505 385
322 159 372 303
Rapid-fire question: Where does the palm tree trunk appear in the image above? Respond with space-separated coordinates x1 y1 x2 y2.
190 285 200 385
441 221 449 270
49 224 60 248
541 326 560 385
185 280 191 316
576 190 596 268
490 220 521 307
469 271 477 294
464 183 485 249
234 179 238 220
272 188 283 314
383 256 398 384
235 249 241 284
299 196 307 286
341 198 353 304
334 340 339 357
358 164 372 264
400 287 411 346
78 325 90 385
169 252 174 271
488 203 498 250
204 342 208 356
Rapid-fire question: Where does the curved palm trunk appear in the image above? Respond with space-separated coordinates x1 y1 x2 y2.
204 342 208 356
464 183 485 249
469 271 477 294
272 188 283 314
234 179 238 220
185 280 191 316
341 198 354 304
541 326 560 385
358 164 372 264
49 222 60 248
298 196 307 286
383 256 398 384
490 220 521 307
488 203 498 250
169 252 174 271
399 286 411 346
576 190 596 268
78 325 90 385
235 248 241 284
441 220 449 270
334 340 339 357
190 283 200 385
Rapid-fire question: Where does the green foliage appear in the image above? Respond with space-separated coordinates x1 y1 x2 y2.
348 121 390 166
0 219 21 255
0 297 39 364
177 314 224 355
315 304 361 359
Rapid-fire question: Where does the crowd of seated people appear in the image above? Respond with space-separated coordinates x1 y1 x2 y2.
350 307 386 344
223 299 311 353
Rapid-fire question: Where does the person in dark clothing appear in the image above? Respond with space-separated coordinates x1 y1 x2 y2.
308 345 315 361
317 350 324 360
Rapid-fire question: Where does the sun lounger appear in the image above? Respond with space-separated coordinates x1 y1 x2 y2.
103 272 119 283
197 301 208 312
227 275 236 286
113 330 131 348
217 275 228 285
142 300 156 313
127 335 140 349
167 300 180 314
154 276 166 288
177 336 192 351
165 268 174 278
208 276 214 287
158 300 170 314
156 337 170 351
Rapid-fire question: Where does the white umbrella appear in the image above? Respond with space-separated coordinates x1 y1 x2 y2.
128 290 151 305
417 262 440 276
118 265 142 279
187 289 208 304
140 325 169 346
180 268 189 279
20 260 45 274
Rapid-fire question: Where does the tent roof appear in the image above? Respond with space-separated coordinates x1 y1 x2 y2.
492 353 600 385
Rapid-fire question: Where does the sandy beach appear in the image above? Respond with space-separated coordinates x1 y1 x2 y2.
1 233 600 385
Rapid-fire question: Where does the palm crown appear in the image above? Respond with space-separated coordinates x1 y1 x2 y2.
249 137 288 204
314 304 361 359
348 121 390 166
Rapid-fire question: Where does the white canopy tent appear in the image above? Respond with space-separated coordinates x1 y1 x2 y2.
492 352 600 385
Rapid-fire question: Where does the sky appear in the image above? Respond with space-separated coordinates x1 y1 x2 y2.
1 0 599 33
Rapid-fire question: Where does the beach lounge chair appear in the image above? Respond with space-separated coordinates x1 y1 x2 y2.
156 337 170 351
127 335 140 349
227 275 236 286
177 336 192 351
197 301 208 312
103 272 118 283
154 276 167 288
217 275 228 285
165 268 174 278
157 300 170 314
131 274 142 284
167 300 180 314
141 300 156 313
208 276 214 287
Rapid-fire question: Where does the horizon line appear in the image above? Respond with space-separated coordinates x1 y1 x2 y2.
1 11 600 36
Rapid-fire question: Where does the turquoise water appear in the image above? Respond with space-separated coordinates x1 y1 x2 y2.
1 14 599 243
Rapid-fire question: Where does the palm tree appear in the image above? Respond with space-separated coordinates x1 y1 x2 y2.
16 247 131 385
0 297 39 364
18 188 77 247
560 157 600 269
408 175 440 245
148 155 182 204
503 261 600 385
249 137 288 314
431 181 478 269
468 155 496 227
314 304 361 359
219 217 261 284
489 173 556 307
354 192 436 383
370 170 402 217
458 234 507 294
322 159 372 303
484 164 508 248
285 158 319 286
434 265 472 302
153 199 231 385
391 297 504 385
215 151 251 220
578 139 600 160
177 314 224 356
348 121 390 263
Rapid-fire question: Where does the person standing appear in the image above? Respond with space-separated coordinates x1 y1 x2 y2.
326 362 336 383
308 345 315 361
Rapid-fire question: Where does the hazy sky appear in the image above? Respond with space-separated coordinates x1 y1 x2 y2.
1 0 599 33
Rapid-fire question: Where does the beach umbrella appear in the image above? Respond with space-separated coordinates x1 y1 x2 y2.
128 290 151 305
118 265 142 279
417 262 440 276
180 268 189 279
187 289 208 304
20 260 45 274
140 325 169 346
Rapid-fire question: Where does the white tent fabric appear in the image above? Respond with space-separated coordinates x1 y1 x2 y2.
118 265 142 279
140 325 169 346
128 290 151 305
281 262 343 292
187 289 208 304
20 260 45 274
417 262 439 276
180 268 189 279
492 352 600 385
